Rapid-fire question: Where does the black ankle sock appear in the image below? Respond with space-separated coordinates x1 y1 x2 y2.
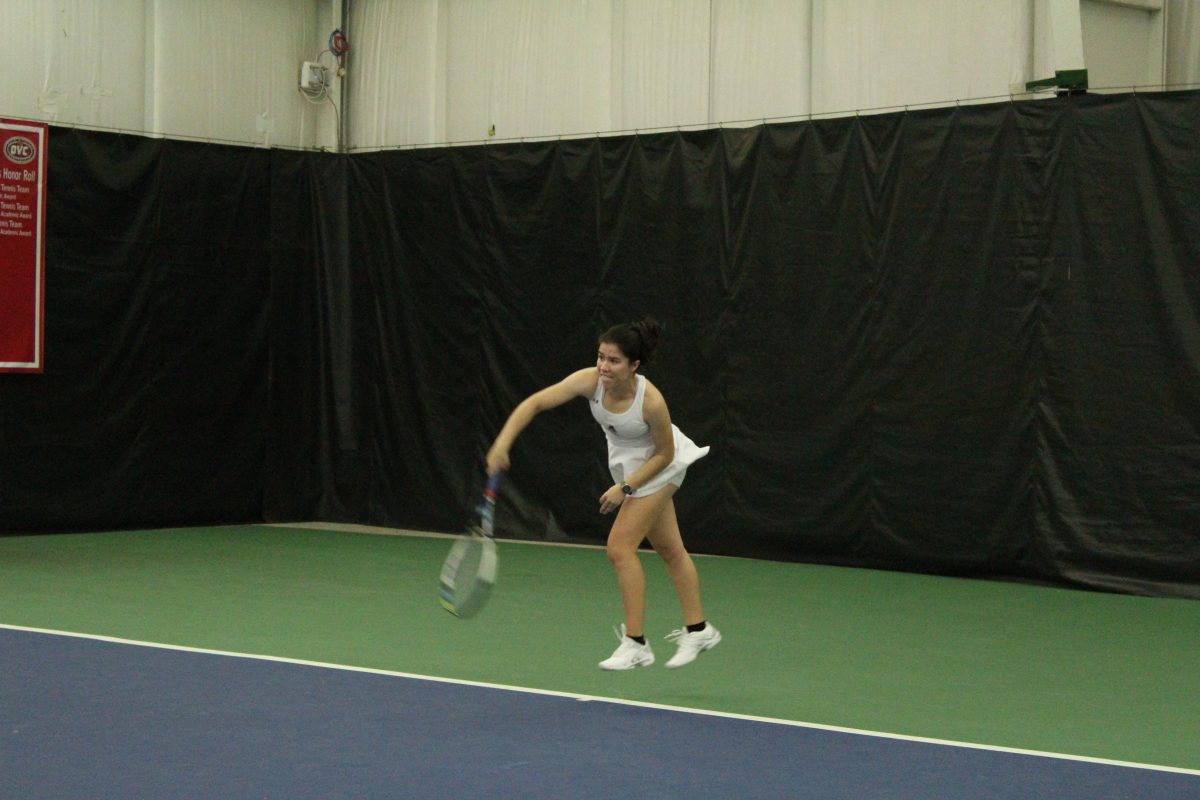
628 634 646 645
686 621 707 633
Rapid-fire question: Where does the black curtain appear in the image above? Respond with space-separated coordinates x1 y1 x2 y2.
263 92 1200 597
4 92 1198 598
0 129 270 532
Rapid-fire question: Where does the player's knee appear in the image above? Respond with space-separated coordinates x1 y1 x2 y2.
606 536 637 565
657 543 689 568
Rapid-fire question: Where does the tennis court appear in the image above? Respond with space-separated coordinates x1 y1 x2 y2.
3 525 1197 798
5 11 1200 798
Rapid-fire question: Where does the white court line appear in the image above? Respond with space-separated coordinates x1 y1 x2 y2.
3 622 1198 778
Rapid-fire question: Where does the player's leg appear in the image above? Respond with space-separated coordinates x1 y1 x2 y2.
598 489 674 670
645 492 721 668
606 488 675 635
643 492 704 625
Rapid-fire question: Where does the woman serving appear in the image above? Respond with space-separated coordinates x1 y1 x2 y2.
486 319 721 669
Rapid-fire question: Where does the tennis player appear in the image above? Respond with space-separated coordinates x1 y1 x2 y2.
485 318 721 669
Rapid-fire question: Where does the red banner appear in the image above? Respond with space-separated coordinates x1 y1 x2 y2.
0 120 47 373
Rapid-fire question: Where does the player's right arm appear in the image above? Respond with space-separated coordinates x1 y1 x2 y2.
486 367 598 474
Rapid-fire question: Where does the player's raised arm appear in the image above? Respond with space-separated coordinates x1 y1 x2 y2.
485 367 598 474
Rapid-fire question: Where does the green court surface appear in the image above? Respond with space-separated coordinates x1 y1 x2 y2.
1 525 1197 770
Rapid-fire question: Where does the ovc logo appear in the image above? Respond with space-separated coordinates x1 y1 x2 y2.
4 136 36 165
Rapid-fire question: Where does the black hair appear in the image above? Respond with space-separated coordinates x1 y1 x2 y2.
599 318 662 366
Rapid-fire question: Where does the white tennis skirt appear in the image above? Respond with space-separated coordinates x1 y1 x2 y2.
606 425 709 497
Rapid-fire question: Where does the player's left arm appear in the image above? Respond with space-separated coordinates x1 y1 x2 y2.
625 382 675 492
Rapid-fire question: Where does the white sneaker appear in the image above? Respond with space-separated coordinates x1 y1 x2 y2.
599 624 655 670
664 624 722 668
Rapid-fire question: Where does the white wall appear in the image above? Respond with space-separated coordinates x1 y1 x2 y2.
0 0 333 148
145 0 330 148
810 0 1034 115
1 0 1197 151
350 0 1198 150
1165 0 1200 87
2 1 148 130
1081 0 1164 89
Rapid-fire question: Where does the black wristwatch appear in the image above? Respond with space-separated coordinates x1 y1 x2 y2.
621 482 634 496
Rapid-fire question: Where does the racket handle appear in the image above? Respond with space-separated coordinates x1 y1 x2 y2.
480 473 502 536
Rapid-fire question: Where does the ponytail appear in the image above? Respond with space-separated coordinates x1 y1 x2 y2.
600 317 662 365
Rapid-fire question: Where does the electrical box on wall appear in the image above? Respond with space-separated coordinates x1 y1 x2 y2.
299 61 327 91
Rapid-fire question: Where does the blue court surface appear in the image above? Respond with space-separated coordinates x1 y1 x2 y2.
2 626 1197 799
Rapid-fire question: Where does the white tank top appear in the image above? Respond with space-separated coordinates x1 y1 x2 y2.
589 374 652 447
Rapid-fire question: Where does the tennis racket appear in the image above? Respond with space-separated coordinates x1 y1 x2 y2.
437 473 501 618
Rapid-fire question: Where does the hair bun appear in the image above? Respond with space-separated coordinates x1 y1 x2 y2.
599 317 664 366
633 318 661 363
